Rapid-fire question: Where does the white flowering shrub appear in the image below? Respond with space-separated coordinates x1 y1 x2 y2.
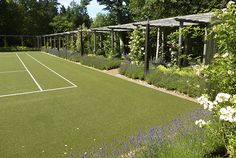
128 28 145 65
196 92 236 157
212 1 236 54
203 53 236 98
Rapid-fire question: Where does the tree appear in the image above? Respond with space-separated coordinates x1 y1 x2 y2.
91 13 114 28
49 15 73 32
130 0 232 21
97 0 132 24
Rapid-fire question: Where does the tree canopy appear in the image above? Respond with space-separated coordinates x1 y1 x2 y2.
0 0 92 35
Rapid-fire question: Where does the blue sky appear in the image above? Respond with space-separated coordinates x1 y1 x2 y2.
58 0 107 18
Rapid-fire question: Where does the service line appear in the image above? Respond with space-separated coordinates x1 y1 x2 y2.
0 70 26 74
16 53 43 91
26 53 77 87
0 86 76 98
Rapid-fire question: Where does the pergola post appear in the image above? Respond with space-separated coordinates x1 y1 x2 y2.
144 19 150 76
37 36 40 48
111 29 115 54
93 31 97 54
4 36 7 47
80 29 84 56
161 29 165 59
155 27 160 62
54 36 56 49
58 36 60 51
203 27 208 64
43 37 46 47
99 33 103 50
65 35 68 59
20 36 24 46
119 37 124 56
49 36 52 48
178 21 184 66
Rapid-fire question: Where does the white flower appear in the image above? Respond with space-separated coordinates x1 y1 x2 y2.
122 1 126 5
222 8 228 14
197 95 215 111
214 53 219 58
195 119 207 128
215 93 231 103
228 70 234 75
220 106 236 123
222 52 229 58
197 95 208 105
227 1 235 8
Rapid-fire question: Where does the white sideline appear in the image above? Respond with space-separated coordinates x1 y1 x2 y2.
16 53 43 91
0 70 26 74
0 86 76 98
26 53 77 87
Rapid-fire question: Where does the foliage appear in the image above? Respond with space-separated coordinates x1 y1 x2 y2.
203 53 236 99
79 109 210 158
75 24 93 55
97 0 132 25
0 0 58 35
146 65 206 97
67 52 82 62
91 13 114 28
79 55 121 70
49 15 73 33
212 1 236 55
0 46 39 52
128 28 146 65
130 0 229 21
167 26 204 66
50 1 91 33
119 62 145 80
196 93 236 157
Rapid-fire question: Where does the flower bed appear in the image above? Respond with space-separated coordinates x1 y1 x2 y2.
79 55 122 70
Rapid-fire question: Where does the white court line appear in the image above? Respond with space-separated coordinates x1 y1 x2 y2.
0 70 26 74
0 86 76 98
16 53 43 91
26 53 77 87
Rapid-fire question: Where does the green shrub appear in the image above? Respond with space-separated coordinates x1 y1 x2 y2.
68 52 82 62
119 63 145 80
146 66 206 97
79 55 121 70
0 46 39 52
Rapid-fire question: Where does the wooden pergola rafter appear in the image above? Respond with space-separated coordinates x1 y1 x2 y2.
40 12 215 73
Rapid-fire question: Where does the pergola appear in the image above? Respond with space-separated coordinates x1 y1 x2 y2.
1 12 215 74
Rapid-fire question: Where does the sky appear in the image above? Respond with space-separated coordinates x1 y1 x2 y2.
58 0 107 18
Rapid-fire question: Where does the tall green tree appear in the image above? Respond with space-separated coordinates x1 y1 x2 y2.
50 0 92 32
97 0 132 24
130 0 232 20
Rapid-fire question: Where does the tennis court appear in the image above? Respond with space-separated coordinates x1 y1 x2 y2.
0 52 77 98
0 51 199 158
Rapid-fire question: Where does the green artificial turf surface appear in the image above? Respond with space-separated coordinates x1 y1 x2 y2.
0 51 200 158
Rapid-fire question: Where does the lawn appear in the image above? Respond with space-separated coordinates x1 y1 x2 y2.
0 51 200 158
